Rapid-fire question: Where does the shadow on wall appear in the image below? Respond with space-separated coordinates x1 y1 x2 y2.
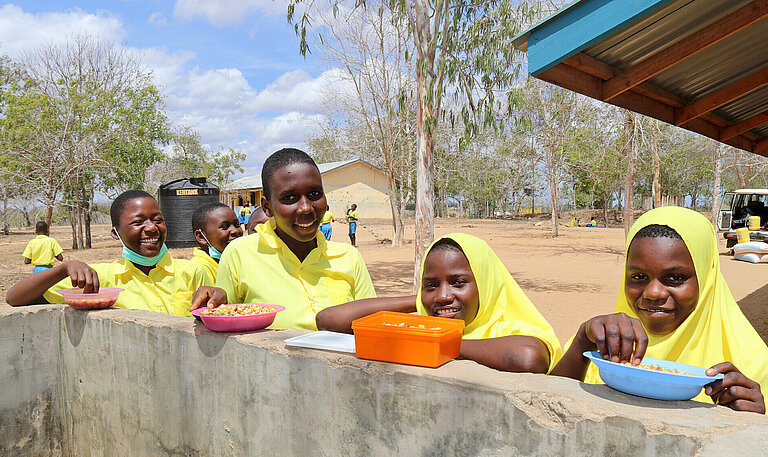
738 283 768 344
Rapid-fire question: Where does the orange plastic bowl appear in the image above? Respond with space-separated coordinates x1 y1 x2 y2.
60 287 124 310
351 311 464 367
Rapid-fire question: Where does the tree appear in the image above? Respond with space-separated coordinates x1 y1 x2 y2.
289 0 543 285
621 109 637 236
311 3 416 246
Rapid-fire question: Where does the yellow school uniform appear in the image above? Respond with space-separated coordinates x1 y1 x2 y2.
581 207 768 403
191 247 218 283
43 253 212 316
321 211 334 224
216 220 377 330
346 210 358 222
416 233 563 372
23 235 63 266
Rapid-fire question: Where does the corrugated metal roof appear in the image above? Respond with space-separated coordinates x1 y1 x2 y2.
514 0 768 155
226 158 373 191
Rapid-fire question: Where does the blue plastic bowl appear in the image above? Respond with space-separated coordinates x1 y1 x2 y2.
583 351 724 401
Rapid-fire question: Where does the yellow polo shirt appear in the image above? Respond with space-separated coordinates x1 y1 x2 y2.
216 220 377 330
23 235 63 266
43 253 212 316
190 247 219 283
321 211 334 224
347 210 358 222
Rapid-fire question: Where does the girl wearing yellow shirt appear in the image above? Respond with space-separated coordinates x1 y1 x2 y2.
552 207 767 414
317 233 562 373
190 202 244 282
7 190 211 316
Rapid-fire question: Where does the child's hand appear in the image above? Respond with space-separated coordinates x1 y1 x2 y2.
705 362 765 414
64 261 100 293
583 312 648 365
190 286 227 311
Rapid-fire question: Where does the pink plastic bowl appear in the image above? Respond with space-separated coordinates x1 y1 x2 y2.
191 304 285 332
60 287 124 310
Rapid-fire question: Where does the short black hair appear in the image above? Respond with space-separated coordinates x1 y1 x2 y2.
35 221 48 233
192 202 230 233
633 224 682 241
110 190 155 227
428 237 464 256
261 148 319 200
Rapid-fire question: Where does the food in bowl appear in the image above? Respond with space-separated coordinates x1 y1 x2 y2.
382 322 443 330
201 304 277 316
621 361 691 375
60 287 124 310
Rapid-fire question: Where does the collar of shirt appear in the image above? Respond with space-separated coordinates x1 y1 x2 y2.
112 251 175 276
35 235 48 239
258 220 348 265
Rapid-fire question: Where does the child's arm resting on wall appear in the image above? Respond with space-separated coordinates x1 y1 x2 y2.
460 336 550 374
6 261 100 306
550 312 648 381
316 296 417 334
705 362 765 414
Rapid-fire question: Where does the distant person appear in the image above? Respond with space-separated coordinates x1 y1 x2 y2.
320 205 334 240
7 190 212 315
245 206 271 235
569 217 579 227
346 203 358 246
191 203 243 282
587 217 597 227
23 221 64 274
191 148 376 330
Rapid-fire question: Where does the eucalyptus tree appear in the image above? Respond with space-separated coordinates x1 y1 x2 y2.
288 0 544 283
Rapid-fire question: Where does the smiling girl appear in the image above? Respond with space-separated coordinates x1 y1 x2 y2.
317 233 562 373
6 190 212 315
191 148 377 330
551 206 768 413
190 202 244 282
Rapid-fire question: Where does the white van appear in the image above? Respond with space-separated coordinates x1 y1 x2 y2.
718 189 768 247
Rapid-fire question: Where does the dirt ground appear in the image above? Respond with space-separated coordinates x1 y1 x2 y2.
2 217 766 345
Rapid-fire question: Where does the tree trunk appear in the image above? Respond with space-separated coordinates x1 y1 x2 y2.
651 119 662 208
84 183 93 249
1 187 8 235
622 110 637 237
547 149 560 236
410 0 438 293
385 169 403 247
711 142 723 227
602 192 609 228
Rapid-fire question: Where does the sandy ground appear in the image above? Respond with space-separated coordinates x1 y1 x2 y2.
2 217 766 345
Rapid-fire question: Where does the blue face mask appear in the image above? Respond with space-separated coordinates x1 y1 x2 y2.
197 230 222 260
113 228 168 267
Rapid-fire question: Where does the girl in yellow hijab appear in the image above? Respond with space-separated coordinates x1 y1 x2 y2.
317 233 562 373
551 206 767 414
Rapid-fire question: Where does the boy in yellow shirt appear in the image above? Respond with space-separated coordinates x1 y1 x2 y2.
23 221 64 273
192 148 376 329
346 204 358 246
319 205 334 240
7 190 212 316
190 202 243 282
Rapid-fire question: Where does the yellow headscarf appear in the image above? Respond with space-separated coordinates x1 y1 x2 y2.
582 207 768 403
416 233 563 372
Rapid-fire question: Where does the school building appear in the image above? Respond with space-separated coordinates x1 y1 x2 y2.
221 158 393 221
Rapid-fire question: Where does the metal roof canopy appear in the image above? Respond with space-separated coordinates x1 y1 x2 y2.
512 0 768 156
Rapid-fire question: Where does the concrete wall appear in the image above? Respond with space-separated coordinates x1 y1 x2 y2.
2 305 768 457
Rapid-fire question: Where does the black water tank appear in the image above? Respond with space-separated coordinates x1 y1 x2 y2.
158 177 220 248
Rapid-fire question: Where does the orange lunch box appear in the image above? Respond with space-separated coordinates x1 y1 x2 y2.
351 311 464 367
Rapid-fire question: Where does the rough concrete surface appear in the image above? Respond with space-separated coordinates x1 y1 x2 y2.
1 305 767 456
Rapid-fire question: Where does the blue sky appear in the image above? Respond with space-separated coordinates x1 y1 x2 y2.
1 1 337 178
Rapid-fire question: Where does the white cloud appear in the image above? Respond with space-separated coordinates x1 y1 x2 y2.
0 4 125 58
173 0 289 26
148 11 168 26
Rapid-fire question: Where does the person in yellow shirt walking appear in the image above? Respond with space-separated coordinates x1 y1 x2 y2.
319 205 334 241
7 190 212 316
190 202 243 283
346 203 358 246
191 148 377 330
23 221 64 274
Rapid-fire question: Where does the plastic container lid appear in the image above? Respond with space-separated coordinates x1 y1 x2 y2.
352 311 464 367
